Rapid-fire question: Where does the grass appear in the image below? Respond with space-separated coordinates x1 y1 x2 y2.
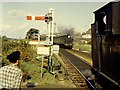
73 42 91 53
2 39 76 88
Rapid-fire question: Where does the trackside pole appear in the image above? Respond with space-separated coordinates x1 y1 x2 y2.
48 8 55 72
36 55 44 78
41 56 44 78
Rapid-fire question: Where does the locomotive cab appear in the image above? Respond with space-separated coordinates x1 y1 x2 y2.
91 1 120 89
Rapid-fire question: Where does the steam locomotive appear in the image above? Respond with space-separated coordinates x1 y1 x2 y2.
53 34 73 49
91 1 120 89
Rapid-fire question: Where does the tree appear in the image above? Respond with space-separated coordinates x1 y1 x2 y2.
2 36 8 41
25 28 39 39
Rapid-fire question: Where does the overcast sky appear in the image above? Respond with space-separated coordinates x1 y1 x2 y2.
1 0 113 39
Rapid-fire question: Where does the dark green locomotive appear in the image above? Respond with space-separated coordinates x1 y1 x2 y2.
53 34 73 49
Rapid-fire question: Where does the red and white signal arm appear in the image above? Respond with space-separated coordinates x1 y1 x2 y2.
27 16 45 20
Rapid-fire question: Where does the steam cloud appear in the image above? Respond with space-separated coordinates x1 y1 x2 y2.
57 26 75 37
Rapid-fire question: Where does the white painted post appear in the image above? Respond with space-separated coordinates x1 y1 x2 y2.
41 56 44 78
38 34 40 42
36 55 44 78
50 8 55 45
48 8 55 71
48 22 50 38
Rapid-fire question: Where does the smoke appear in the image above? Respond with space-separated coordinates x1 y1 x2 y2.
82 69 95 80
57 26 75 37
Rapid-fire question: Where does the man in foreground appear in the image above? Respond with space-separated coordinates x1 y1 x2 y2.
0 51 23 89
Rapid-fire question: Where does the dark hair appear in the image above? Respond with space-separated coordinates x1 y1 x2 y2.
7 51 20 63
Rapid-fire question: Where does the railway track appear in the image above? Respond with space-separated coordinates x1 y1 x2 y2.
67 49 92 65
59 48 97 90
59 53 88 89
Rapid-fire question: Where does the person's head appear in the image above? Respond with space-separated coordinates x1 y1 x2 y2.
7 51 21 64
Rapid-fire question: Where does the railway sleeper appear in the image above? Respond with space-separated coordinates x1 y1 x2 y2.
65 65 71 67
69 72 78 74
71 77 86 82
65 65 73 68
72 77 85 80
68 70 78 73
71 75 83 78
66 67 74 69
73 80 85 83
74 82 88 88
68 73 79 76
71 75 82 78
72 78 85 82
74 82 87 85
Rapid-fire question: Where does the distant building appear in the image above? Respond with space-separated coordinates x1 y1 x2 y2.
80 29 91 44
81 34 91 39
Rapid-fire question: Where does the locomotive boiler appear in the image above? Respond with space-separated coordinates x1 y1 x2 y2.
91 1 120 89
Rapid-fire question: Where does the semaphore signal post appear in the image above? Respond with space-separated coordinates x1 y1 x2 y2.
26 8 55 74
